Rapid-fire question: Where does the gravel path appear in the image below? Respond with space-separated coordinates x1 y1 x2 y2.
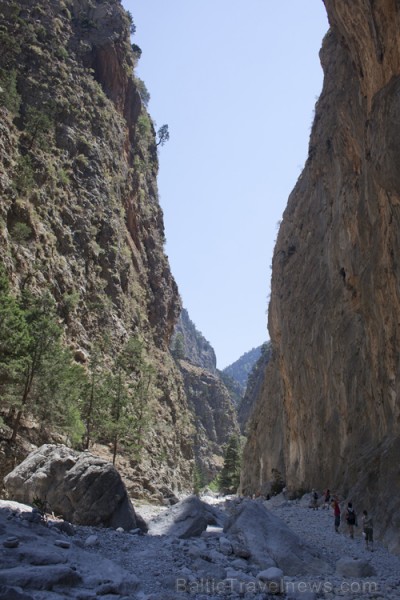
271 501 400 599
3 496 400 599
75 497 400 599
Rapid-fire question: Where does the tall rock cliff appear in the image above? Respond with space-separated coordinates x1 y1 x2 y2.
242 0 400 551
171 308 217 373
0 0 193 496
171 309 240 482
237 342 271 432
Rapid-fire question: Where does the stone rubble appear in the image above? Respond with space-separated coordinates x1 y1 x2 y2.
0 495 400 599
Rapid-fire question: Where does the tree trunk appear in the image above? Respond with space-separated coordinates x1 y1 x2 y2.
9 368 32 443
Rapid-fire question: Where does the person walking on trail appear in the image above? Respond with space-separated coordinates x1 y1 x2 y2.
362 510 374 551
331 497 341 533
311 489 319 510
345 502 357 538
324 488 331 508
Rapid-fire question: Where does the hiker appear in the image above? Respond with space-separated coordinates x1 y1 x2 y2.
323 488 331 508
362 510 374 551
331 497 341 532
311 489 318 510
345 501 357 538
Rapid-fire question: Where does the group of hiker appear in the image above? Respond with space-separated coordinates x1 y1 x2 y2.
311 488 374 550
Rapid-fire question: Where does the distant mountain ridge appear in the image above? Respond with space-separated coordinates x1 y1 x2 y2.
222 345 265 395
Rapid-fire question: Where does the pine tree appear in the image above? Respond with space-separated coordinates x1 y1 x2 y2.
3 290 86 444
193 462 205 496
103 336 154 465
81 337 110 450
219 435 242 494
0 269 29 389
172 333 185 360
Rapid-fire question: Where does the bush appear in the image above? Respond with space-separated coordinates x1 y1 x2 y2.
135 78 150 107
10 221 33 243
137 113 151 138
0 69 21 114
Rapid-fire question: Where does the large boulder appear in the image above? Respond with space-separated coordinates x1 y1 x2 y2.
147 495 224 538
336 557 376 578
223 499 329 576
3 444 140 530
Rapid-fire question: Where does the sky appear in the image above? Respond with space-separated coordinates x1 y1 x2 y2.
122 1 329 369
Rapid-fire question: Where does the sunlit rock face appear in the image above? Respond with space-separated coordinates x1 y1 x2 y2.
0 0 192 495
242 0 400 552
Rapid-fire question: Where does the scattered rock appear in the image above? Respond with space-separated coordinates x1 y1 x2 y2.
0 585 34 600
0 565 82 589
84 534 99 547
218 536 232 555
257 566 284 595
336 557 377 577
54 539 71 549
2 537 19 548
148 495 211 538
49 520 75 536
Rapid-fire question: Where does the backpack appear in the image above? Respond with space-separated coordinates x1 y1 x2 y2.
347 509 356 525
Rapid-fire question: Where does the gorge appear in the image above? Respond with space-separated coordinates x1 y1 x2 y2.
1 0 400 561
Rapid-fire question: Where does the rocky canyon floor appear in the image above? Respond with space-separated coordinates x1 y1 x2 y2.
0 494 400 600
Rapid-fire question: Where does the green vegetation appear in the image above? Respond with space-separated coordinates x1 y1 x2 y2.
218 435 242 494
193 462 206 496
131 43 142 65
135 78 150 107
0 268 154 459
24 105 55 151
126 11 136 35
10 222 33 244
171 332 185 360
137 113 152 138
0 279 83 444
0 69 21 114
156 124 170 147
105 337 154 464
0 0 169 471
13 155 35 194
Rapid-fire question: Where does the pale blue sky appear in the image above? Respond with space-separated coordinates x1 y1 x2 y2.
123 1 329 368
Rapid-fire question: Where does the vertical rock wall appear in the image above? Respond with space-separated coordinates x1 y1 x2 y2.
0 0 192 494
242 0 400 551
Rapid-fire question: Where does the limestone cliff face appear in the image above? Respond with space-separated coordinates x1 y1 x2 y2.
172 310 239 481
242 0 400 551
0 0 192 495
171 308 217 373
178 360 240 482
237 343 271 432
